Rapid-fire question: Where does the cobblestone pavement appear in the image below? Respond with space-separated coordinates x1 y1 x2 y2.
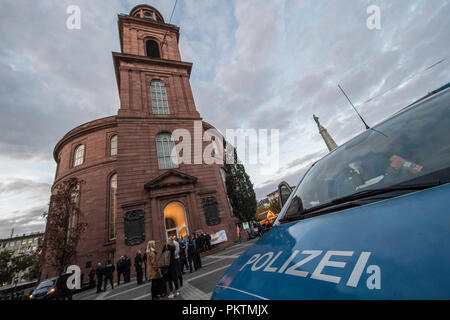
74 239 257 300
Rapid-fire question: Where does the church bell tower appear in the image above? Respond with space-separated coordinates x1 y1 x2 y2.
112 4 200 118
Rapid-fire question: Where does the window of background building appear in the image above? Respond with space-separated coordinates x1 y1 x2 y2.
110 135 118 156
150 80 169 114
73 144 85 167
156 133 178 169
108 173 117 241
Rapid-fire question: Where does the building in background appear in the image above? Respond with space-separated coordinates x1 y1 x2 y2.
40 4 236 280
265 185 296 205
0 232 43 257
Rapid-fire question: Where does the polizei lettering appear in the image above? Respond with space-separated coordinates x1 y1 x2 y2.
240 250 381 290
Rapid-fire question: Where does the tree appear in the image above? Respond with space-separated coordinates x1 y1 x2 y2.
23 254 40 281
224 144 257 223
10 254 40 281
40 177 87 275
0 250 14 285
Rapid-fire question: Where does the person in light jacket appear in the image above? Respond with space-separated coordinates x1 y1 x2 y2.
146 240 162 300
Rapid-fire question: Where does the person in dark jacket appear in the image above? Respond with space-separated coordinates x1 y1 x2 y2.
116 256 125 285
187 235 197 272
162 238 179 298
205 233 212 251
88 267 96 289
124 255 131 283
55 271 71 300
197 233 206 253
103 260 115 291
95 262 104 293
193 234 202 269
142 250 147 282
135 250 143 285
179 242 189 273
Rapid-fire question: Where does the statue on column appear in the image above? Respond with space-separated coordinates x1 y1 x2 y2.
312 114 338 152
313 114 321 128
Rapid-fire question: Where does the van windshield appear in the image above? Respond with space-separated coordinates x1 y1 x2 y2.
283 90 450 218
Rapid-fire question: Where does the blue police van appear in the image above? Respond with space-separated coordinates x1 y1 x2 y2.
212 84 450 300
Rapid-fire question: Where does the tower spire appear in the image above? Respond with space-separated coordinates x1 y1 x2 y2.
313 114 338 152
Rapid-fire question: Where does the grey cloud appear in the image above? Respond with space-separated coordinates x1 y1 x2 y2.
0 206 46 239
0 179 51 197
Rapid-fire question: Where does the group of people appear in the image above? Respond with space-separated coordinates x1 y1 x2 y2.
247 222 266 240
89 232 211 299
90 260 116 293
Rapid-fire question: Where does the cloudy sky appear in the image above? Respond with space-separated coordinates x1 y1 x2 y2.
0 0 449 238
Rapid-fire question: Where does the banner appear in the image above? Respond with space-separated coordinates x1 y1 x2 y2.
210 230 227 245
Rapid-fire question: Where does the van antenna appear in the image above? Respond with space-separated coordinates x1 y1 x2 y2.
338 84 388 137
338 84 370 130
161 0 179 47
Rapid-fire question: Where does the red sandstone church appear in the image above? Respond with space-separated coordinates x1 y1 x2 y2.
41 5 237 279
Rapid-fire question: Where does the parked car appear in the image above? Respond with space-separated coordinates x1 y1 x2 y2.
212 84 450 300
29 277 58 300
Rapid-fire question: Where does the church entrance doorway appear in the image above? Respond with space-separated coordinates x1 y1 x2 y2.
164 202 189 240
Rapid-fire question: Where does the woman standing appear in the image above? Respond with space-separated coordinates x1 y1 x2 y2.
146 241 162 300
162 237 180 298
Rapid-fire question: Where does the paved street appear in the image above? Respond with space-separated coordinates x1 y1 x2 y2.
74 239 256 300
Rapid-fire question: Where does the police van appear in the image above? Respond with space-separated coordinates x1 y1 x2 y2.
212 84 450 300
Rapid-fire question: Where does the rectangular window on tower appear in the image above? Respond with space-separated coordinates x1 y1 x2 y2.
150 80 169 115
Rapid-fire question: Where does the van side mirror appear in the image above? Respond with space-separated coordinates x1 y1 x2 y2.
278 181 293 208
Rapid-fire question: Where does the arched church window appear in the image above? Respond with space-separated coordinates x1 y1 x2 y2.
67 184 80 241
73 144 85 167
150 80 169 114
220 168 227 193
146 40 160 59
110 135 118 156
108 173 117 240
156 133 178 169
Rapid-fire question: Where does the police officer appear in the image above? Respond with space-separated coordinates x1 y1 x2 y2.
187 236 197 272
116 256 125 285
142 250 147 282
179 241 189 273
193 234 202 269
103 260 115 291
124 255 131 283
205 233 212 251
88 267 96 289
95 262 104 293
134 251 143 285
